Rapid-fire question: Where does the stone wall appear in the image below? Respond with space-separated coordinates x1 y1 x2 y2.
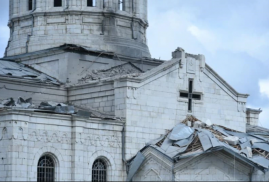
0 110 124 181
6 0 150 58
68 83 115 113
122 60 247 159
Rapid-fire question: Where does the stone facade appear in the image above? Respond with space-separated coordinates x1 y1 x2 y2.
6 0 150 58
0 110 124 181
0 1 268 182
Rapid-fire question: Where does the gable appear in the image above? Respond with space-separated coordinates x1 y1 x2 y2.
122 48 248 132
175 151 251 181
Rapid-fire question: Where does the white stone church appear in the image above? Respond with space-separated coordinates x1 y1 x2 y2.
0 0 269 181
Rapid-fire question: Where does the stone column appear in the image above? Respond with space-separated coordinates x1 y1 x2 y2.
0 112 29 181
71 117 85 181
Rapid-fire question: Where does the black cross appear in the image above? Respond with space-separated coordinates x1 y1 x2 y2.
180 80 201 112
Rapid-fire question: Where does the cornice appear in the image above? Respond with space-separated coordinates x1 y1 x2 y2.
9 10 148 27
205 64 249 99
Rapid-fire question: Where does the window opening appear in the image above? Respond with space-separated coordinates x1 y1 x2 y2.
54 0 62 7
28 0 33 10
179 79 201 112
92 159 107 182
119 0 125 11
37 155 55 182
87 0 96 7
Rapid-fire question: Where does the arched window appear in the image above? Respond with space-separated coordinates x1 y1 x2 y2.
92 159 107 182
54 0 62 7
37 155 55 182
28 0 33 10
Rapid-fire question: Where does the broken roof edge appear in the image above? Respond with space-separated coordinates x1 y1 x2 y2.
0 107 123 123
3 44 165 64
205 63 249 99
247 108 263 114
136 144 268 174
0 75 61 87
0 59 62 86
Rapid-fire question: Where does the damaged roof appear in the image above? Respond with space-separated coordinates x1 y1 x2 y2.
129 116 269 177
0 59 60 85
0 97 116 120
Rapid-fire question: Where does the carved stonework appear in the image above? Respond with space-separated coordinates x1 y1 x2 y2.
0 126 27 141
27 129 121 148
187 57 196 74
79 62 143 83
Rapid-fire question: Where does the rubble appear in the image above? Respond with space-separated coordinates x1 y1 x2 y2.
223 136 239 145
0 97 34 108
129 115 269 177
39 101 75 114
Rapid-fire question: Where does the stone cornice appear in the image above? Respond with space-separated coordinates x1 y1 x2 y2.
0 109 125 127
205 64 249 101
10 10 148 27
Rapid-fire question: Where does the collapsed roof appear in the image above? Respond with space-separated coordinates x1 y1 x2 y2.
127 116 269 180
0 59 60 85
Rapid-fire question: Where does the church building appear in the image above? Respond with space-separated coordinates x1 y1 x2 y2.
0 0 269 181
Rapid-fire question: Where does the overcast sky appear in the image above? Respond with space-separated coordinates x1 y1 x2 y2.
0 0 268 128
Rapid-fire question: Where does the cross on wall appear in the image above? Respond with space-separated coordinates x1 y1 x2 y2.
180 79 202 112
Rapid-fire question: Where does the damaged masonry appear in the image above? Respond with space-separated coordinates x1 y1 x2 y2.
0 97 116 120
0 0 268 181
127 116 269 181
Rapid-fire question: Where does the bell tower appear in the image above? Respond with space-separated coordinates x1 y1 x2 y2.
5 0 151 58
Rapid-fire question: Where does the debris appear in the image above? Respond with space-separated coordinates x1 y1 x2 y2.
193 121 206 129
16 97 32 108
1 97 33 108
143 115 269 172
1 98 15 106
39 101 74 114
223 136 239 145
240 147 252 158
169 123 194 141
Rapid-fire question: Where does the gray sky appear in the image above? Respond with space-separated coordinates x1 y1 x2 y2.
0 0 268 127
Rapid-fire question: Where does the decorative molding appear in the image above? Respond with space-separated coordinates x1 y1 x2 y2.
0 126 27 141
186 57 196 74
28 130 121 148
79 62 143 83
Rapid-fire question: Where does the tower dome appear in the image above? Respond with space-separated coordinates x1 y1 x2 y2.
5 0 151 58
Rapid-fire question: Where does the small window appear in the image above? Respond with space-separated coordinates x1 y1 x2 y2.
28 0 33 10
192 94 201 100
119 0 125 11
180 92 188 98
37 155 55 182
92 159 107 182
87 0 96 7
54 0 62 7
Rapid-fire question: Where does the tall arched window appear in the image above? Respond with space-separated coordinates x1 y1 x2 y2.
92 159 107 182
54 0 62 7
37 155 55 182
